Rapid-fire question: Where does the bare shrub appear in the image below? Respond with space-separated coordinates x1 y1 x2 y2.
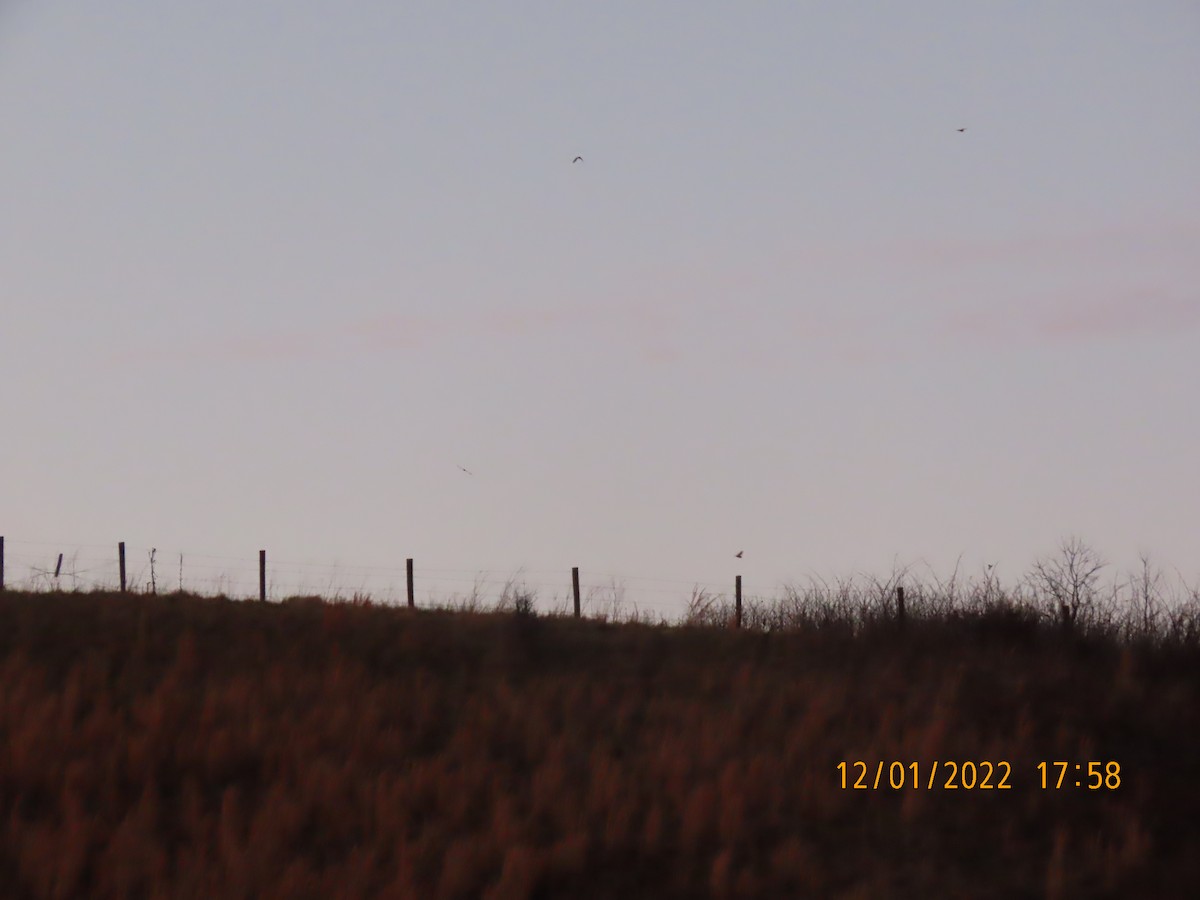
584 577 628 622
1027 536 1107 632
684 585 722 626
496 573 537 617
1122 552 1165 642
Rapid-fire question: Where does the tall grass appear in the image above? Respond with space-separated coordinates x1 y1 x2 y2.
0 540 1197 897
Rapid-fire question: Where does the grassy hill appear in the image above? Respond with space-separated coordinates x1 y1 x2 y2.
1 588 1197 898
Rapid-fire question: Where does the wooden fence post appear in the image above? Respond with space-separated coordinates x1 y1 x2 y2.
119 542 126 593
54 553 63 580
896 585 906 630
259 550 267 602
572 567 581 618
0 536 4 591
407 558 414 609
735 574 742 629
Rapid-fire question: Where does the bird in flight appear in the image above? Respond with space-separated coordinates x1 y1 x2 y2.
572 156 583 163
456 464 473 475
956 128 966 133
735 550 744 559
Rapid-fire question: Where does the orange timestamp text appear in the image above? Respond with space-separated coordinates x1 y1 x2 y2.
836 760 1122 790
837 760 1012 790
1036 761 1121 790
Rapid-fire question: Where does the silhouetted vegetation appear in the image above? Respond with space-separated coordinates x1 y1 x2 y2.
1 544 1197 897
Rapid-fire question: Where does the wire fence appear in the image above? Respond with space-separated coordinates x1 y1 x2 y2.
0 536 725 621
3 535 1199 641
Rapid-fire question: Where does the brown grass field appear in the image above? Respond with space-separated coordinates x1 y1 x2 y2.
1 587 1197 898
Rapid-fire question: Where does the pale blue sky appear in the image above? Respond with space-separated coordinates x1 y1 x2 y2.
2 2 1197 611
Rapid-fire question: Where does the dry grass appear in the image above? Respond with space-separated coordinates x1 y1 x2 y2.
0 587 1197 898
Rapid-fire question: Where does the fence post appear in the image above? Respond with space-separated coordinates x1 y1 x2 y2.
54 553 63 580
572 566 581 618
259 550 267 602
119 542 127 593
896 585 906 630
407 558 414 609
0 535 4 591
735 574 742 629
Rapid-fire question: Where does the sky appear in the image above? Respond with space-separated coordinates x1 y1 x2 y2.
2 2 1198 614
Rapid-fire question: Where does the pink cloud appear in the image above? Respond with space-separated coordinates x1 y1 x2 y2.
109 300 682 367
341 313 448 351
478 307 576 334
893 221 1200 271
1037 292 1199 339
111 329 326 365
945 290 1199 344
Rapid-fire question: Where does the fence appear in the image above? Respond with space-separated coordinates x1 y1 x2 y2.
0 535 762 624
6 534 1195 639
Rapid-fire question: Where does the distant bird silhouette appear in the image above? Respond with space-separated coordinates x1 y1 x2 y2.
572 156 583 163
457 464 473 475
956 128 966 132
735 550 743 559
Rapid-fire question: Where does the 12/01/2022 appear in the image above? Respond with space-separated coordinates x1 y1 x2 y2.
836 760 1012 790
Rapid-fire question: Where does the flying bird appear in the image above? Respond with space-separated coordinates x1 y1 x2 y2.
735 551 743 559
956 128 966 132
456 464 473 475
572 156 583 163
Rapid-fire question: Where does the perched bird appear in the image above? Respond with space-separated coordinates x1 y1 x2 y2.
457 464 473 475
735 551 743 559
572 156 583 163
